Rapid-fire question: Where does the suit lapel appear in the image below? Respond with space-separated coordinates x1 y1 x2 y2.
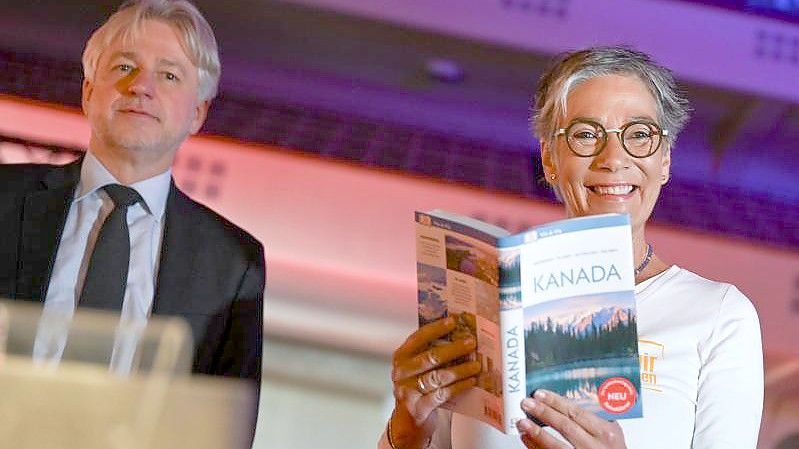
17 160 81 301
152 182 195 314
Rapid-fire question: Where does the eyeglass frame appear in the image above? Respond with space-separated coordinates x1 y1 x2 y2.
553 119 670 158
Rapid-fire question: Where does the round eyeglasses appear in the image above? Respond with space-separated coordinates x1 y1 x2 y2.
554 120 669 158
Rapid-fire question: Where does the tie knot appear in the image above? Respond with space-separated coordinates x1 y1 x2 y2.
103 184 142 208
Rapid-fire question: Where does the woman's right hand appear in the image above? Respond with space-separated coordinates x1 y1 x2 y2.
388 316 482 449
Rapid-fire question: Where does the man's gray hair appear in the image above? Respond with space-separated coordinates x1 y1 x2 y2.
82 0 221 101
532 46 691 148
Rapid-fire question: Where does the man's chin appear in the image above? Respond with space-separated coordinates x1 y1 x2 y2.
95 127 185 158
106 132 163 153
115 141 157 153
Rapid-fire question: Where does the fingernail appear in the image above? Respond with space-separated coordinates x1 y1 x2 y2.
464 336 476 345
521 398 537 411
534 389 547 400
516 419 533 432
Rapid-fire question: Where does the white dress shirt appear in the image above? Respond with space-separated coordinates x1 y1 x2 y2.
33 152 171 373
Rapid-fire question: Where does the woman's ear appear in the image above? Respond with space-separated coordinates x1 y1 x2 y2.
660 144 671 185
540 139 557 184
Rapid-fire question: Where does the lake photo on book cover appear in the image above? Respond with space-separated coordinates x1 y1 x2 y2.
523 291 641 418
525 357 642 417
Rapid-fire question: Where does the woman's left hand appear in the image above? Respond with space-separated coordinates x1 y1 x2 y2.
516 390 627 449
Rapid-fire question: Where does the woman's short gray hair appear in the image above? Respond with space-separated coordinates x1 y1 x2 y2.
532 46 690 148
82 0 221 101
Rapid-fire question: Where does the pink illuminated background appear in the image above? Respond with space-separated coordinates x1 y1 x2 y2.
1 0 798 446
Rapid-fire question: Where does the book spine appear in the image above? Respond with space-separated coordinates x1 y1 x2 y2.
498 245 526 434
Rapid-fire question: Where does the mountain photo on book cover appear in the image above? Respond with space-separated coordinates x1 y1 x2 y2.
524 291 641 418
499 249 521 311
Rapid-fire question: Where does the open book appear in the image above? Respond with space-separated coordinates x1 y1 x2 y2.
415 210 642 434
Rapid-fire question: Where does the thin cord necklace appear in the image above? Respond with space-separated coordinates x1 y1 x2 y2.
635 243 654 277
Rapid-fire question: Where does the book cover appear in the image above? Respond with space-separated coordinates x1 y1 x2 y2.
415 210 642 434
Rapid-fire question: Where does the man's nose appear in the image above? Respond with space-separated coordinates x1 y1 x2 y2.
124 69 155 97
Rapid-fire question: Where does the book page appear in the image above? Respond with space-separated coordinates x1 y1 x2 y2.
415 212 504 430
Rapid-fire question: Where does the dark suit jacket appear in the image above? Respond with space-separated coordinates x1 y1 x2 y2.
0 157 265 385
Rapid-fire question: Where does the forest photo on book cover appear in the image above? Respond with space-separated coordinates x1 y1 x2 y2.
523 291 641 416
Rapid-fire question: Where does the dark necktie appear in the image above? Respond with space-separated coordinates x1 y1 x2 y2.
79 184 143 311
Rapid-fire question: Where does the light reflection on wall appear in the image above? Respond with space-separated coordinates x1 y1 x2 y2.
0 136 80 165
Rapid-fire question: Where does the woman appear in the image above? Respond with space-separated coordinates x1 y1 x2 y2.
380 47 763 449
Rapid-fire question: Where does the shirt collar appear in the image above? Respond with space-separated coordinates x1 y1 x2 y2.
76 152 172 222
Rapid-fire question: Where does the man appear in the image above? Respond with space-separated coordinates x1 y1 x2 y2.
0 0 264 404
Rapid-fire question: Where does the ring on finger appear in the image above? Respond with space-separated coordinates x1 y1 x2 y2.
424 349 439 367
417 369 443 395
416 375 431 395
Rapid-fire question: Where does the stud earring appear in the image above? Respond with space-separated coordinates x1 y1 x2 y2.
550 173 557 181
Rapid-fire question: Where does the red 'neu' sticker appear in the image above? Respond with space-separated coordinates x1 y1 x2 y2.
598 377 637 414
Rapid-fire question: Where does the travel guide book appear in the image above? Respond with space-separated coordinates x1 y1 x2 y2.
415 210 642 434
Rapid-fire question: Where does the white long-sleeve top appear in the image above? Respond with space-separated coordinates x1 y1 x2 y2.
380 265 764 449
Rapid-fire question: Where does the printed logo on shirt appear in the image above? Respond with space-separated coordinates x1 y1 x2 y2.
638 339 663 392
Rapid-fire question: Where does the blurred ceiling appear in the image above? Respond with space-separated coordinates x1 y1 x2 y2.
0 0 797 204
